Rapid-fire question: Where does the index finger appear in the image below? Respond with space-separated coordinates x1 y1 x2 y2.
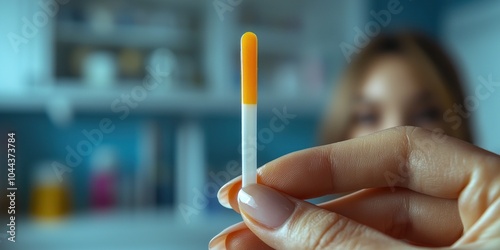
218 126 499 210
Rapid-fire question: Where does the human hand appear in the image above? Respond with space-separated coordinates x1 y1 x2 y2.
210 126 500 249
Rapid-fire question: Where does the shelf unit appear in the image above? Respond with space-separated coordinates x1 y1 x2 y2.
56 21 197 49
0 84 326 117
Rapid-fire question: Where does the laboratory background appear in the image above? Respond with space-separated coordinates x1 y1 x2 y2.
0 0 499 249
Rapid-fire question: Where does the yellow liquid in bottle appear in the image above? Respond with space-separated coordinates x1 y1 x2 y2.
30 185 71 221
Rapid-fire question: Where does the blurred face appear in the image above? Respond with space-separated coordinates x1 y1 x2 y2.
348 55 445 138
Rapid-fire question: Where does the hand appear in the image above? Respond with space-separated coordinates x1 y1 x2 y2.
210 126 500 249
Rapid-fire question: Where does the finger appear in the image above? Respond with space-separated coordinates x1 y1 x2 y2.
454 198 500 246
320 187 462 246
226 229 273 250
218 127 499 212
218 175 241 211
209 222 271 250
238 184 412 250
209 222 246 249
222 188 462 247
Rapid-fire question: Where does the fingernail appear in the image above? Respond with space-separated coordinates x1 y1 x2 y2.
209 222 247 249
218 182 233 209
238 184 295 229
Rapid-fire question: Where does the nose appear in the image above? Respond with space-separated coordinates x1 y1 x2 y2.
380 113 405 130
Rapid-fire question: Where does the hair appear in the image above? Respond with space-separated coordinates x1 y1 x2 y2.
319 32 474 144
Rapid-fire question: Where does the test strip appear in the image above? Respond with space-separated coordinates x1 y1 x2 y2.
241 32 258 187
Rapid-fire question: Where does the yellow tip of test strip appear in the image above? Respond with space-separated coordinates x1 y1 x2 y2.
241 32 258 187
241 32 258 104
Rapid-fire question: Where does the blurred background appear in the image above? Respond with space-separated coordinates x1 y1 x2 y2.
0 0 499 249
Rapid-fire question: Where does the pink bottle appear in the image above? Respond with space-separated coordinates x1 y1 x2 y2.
90 146 118 210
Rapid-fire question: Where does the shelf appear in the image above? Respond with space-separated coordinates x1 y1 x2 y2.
237 26 304 55
12 210 241 250
0 84 326 117
57 22 197 49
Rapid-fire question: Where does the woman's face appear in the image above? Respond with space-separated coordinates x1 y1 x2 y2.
348 55 446 139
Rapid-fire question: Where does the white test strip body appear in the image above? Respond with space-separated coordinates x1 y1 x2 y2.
242 104 257 187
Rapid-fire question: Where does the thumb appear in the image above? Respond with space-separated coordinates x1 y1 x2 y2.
238 184 410 250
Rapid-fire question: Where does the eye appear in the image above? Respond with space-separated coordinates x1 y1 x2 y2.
355 112 378 126
414 108 440 124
